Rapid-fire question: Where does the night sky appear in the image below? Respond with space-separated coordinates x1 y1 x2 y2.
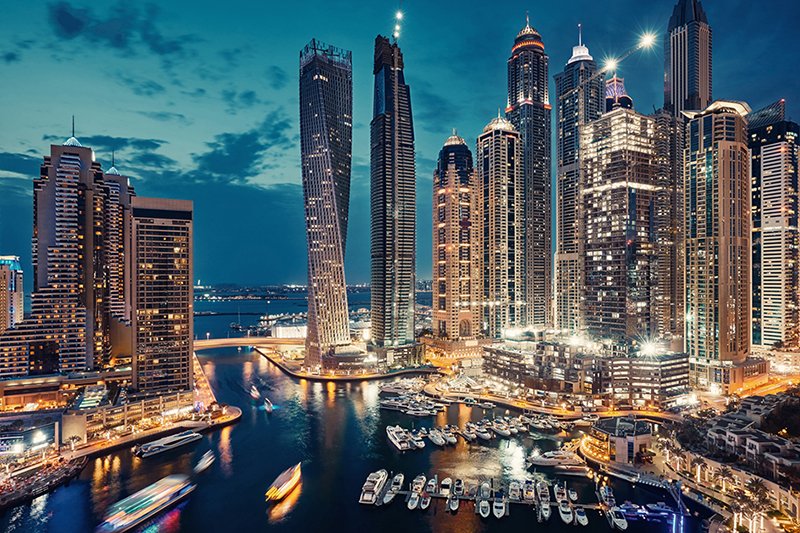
0 1 797 288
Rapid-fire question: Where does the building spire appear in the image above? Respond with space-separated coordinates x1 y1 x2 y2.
71 115 75 137
111 150 115 167
525 11 530 27
578 23 582 46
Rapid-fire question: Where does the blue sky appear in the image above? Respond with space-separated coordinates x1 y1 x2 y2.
0 0 797 287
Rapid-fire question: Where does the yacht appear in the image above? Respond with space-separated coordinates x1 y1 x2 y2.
405 408 436 417
609 507 628 530
358 469 388 505
475 424 493 441
478 499 491 518
96 475 195 533
134 431 202 458
407 492 420 510
420 491 431 510
537 481 551 520
263 397 273 413
425 475 438 494
410 432 426 449
453 479 464 496
528 449 584 466
523 479 535 501
599 485 616 507
645 502 674 514
492 491 506 518
447 493 459 512
491 420 511 438
265 463 302 502
575 506 589 525
440 477 452 496
443 429 457 445
192 450 215 475
461 424 477 442
568 487 578 501
559 500 574 524
480 402 496 409
383 473 404 504
428 429 446 447
554 482 567 502
508 480 521 501
386 425 411 452
411 474 426 493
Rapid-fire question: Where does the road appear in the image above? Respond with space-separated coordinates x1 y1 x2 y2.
194 336 303 350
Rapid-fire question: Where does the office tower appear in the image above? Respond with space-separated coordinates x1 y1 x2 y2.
664 0 712 116
749 100 799 349
506 15 551 327
370 35 416 361
684 101 755 389
478 115 523 338
554 28 603 333
299 39 353 368
431 132 482 354
0 256 23 333
605 76 633 112
130 197 193 393
580 106 658 343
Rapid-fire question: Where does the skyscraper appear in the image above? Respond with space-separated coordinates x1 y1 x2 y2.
684 101 759 391
605 76 634 112
0 256 23 334
370 35 416 362
664 0 712 116
580 106 658 344
299 39 353 368
554 28 603 334
478 115 523 339
130 197 193 393
506 15 551 327
430 132 482 356
749 100 799 349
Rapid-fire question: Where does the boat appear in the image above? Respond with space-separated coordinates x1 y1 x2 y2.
192 450 215 475
386 425 411 452
575 506 589 525
425 475 437 494
407 492 419 510
447 493 459 512
599 485 616 507
428 429 446 447
554 482 567 502
475 424 493 441
537 481 551 520
263 397 273 413
420 492 431 510
250 385 260 400
568 488 578 501
411 474 426 493
405 408 435 417
491 421 511 437
410 433 426 449
461 424 477 442
480 402 496 409
508 480 521 501
559 500 574 524
442 428 457 445
523 479 535 501
528 450 584 466
440 477 452 496
96 474 195 533
358 469 388 505
478 499 490 518
609 507 628 530
382 473 404 504
492 491 506 518
645 502 674 514
453 479 464 496
265 462 302 502
133 431 202 458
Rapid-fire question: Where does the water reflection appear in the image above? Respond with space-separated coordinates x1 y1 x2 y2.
218 425 233 477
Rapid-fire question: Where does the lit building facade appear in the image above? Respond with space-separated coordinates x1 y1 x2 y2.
299 39 353 368
130 197 193 394
554 30 603 333
749 100 799 349
664 0 712 116
369 35 416 364
580 106 658 344
684 101 756 390
430 132 482 355
478 116 523 339
605 76 633 112
0 256 23 334
506 16 551 327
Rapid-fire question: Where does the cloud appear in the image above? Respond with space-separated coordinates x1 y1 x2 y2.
0 152 41 177
412 81 462 134
266 65 288 90
2 52 20 63
41 134 166 153
136 110 191 124
119 75 166 97
221 89 263 113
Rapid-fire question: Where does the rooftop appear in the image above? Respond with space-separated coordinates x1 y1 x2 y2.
594 416 651 437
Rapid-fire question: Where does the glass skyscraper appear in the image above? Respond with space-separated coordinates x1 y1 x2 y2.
665 0 712 116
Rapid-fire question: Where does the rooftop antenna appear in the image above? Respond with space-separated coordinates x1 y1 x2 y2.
578 23 582 46
452 127 457 136
526 11 530 27
111 150 115 167
71 115 75 137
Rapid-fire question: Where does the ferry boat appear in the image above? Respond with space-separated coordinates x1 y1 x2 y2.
96 475 195 533
133 431 202 458
383 473 404 504
358 469 388 505
559 500 574 524
386 425 411 452
575 506 589 525
265 462 302 502
609 507 628 530
528 449 584 466
192 450 215 475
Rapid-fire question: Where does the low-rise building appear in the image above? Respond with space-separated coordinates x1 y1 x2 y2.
581 417 652 464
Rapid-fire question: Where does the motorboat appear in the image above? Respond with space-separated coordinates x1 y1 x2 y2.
425 475 438 494
461 424 477 442
454 478 464 496
440 477 452 496
386 425 411 452
410 433 426 449
599 485 616 507
407 492 419 510
420 492 431 510
250 385 260 400
428 429 446 447
508 480 521 501
554 482 567 502
442 428 457 445
528 449 584 466
475 424 493 441
480 402 496 409
568 488 578 501
96 475 195 533
192 450 215 475
383 473 405 504
478 499 490 518
447 493 459 512
575 506 589 525
645 502 674 514
492 491 506 518
537 480 551 520
358 469 388 505
609 507 628 530
559 500 574 524
405 408 436 417
411 474 426 493
523 479 535 501
265 463 302 502
491 421 511 438
134 431 202 458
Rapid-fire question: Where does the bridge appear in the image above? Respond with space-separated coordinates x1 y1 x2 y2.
194 337 303 351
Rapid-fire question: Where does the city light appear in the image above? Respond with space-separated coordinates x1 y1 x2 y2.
603 57 619 73
639 341 660 357
395 10 403 20
639 32 657 49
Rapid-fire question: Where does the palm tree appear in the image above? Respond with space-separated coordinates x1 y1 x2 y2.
656 438 673 465
690 456 707 484
674 448 687 473
729 487 751 532
716 466 734 493
67 435 82 452
745 477 771 533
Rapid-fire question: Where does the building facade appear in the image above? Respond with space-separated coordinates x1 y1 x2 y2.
130 197 193 394
0 256 23 334
299 39 353 368
477 116 524 339
554 30 603 333
580 106 658 344
369 35 416 363
431 132 482 354
664 0 712 116
684 101 754 390
749 100 799 349
506 16 552 327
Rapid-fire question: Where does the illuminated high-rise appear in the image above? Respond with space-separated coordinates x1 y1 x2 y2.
299 39 353 368
370 35 416 363
665 0 712 116
506 15 551 327
0 256 23 334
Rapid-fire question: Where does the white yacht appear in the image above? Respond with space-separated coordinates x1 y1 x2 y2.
600 485 616 507
492 493 506 518
386 425 411 452
508 481 521 501
425 475 437 495
478 499 490 518
383 473 404 504
453 478 464 496
447 493 459 512
475 424 493 441
407 492 419 510
440 477 452 496
411 474 426 493
554 482 567 502
491 421 511 437
420 492 431 510
443 429 457 445
528 449 584 466
609 507 628 530
428 429 446 447
568 488 578 501
461 424 477 442
537 481 551 520
134 431 202 458
575 506 589 526
480 402 496 409
358 469 388 505
559 500 574 524
523 479 536 501
263 397 273 413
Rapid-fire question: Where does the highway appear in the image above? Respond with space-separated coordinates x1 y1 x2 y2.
194 337 303 350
